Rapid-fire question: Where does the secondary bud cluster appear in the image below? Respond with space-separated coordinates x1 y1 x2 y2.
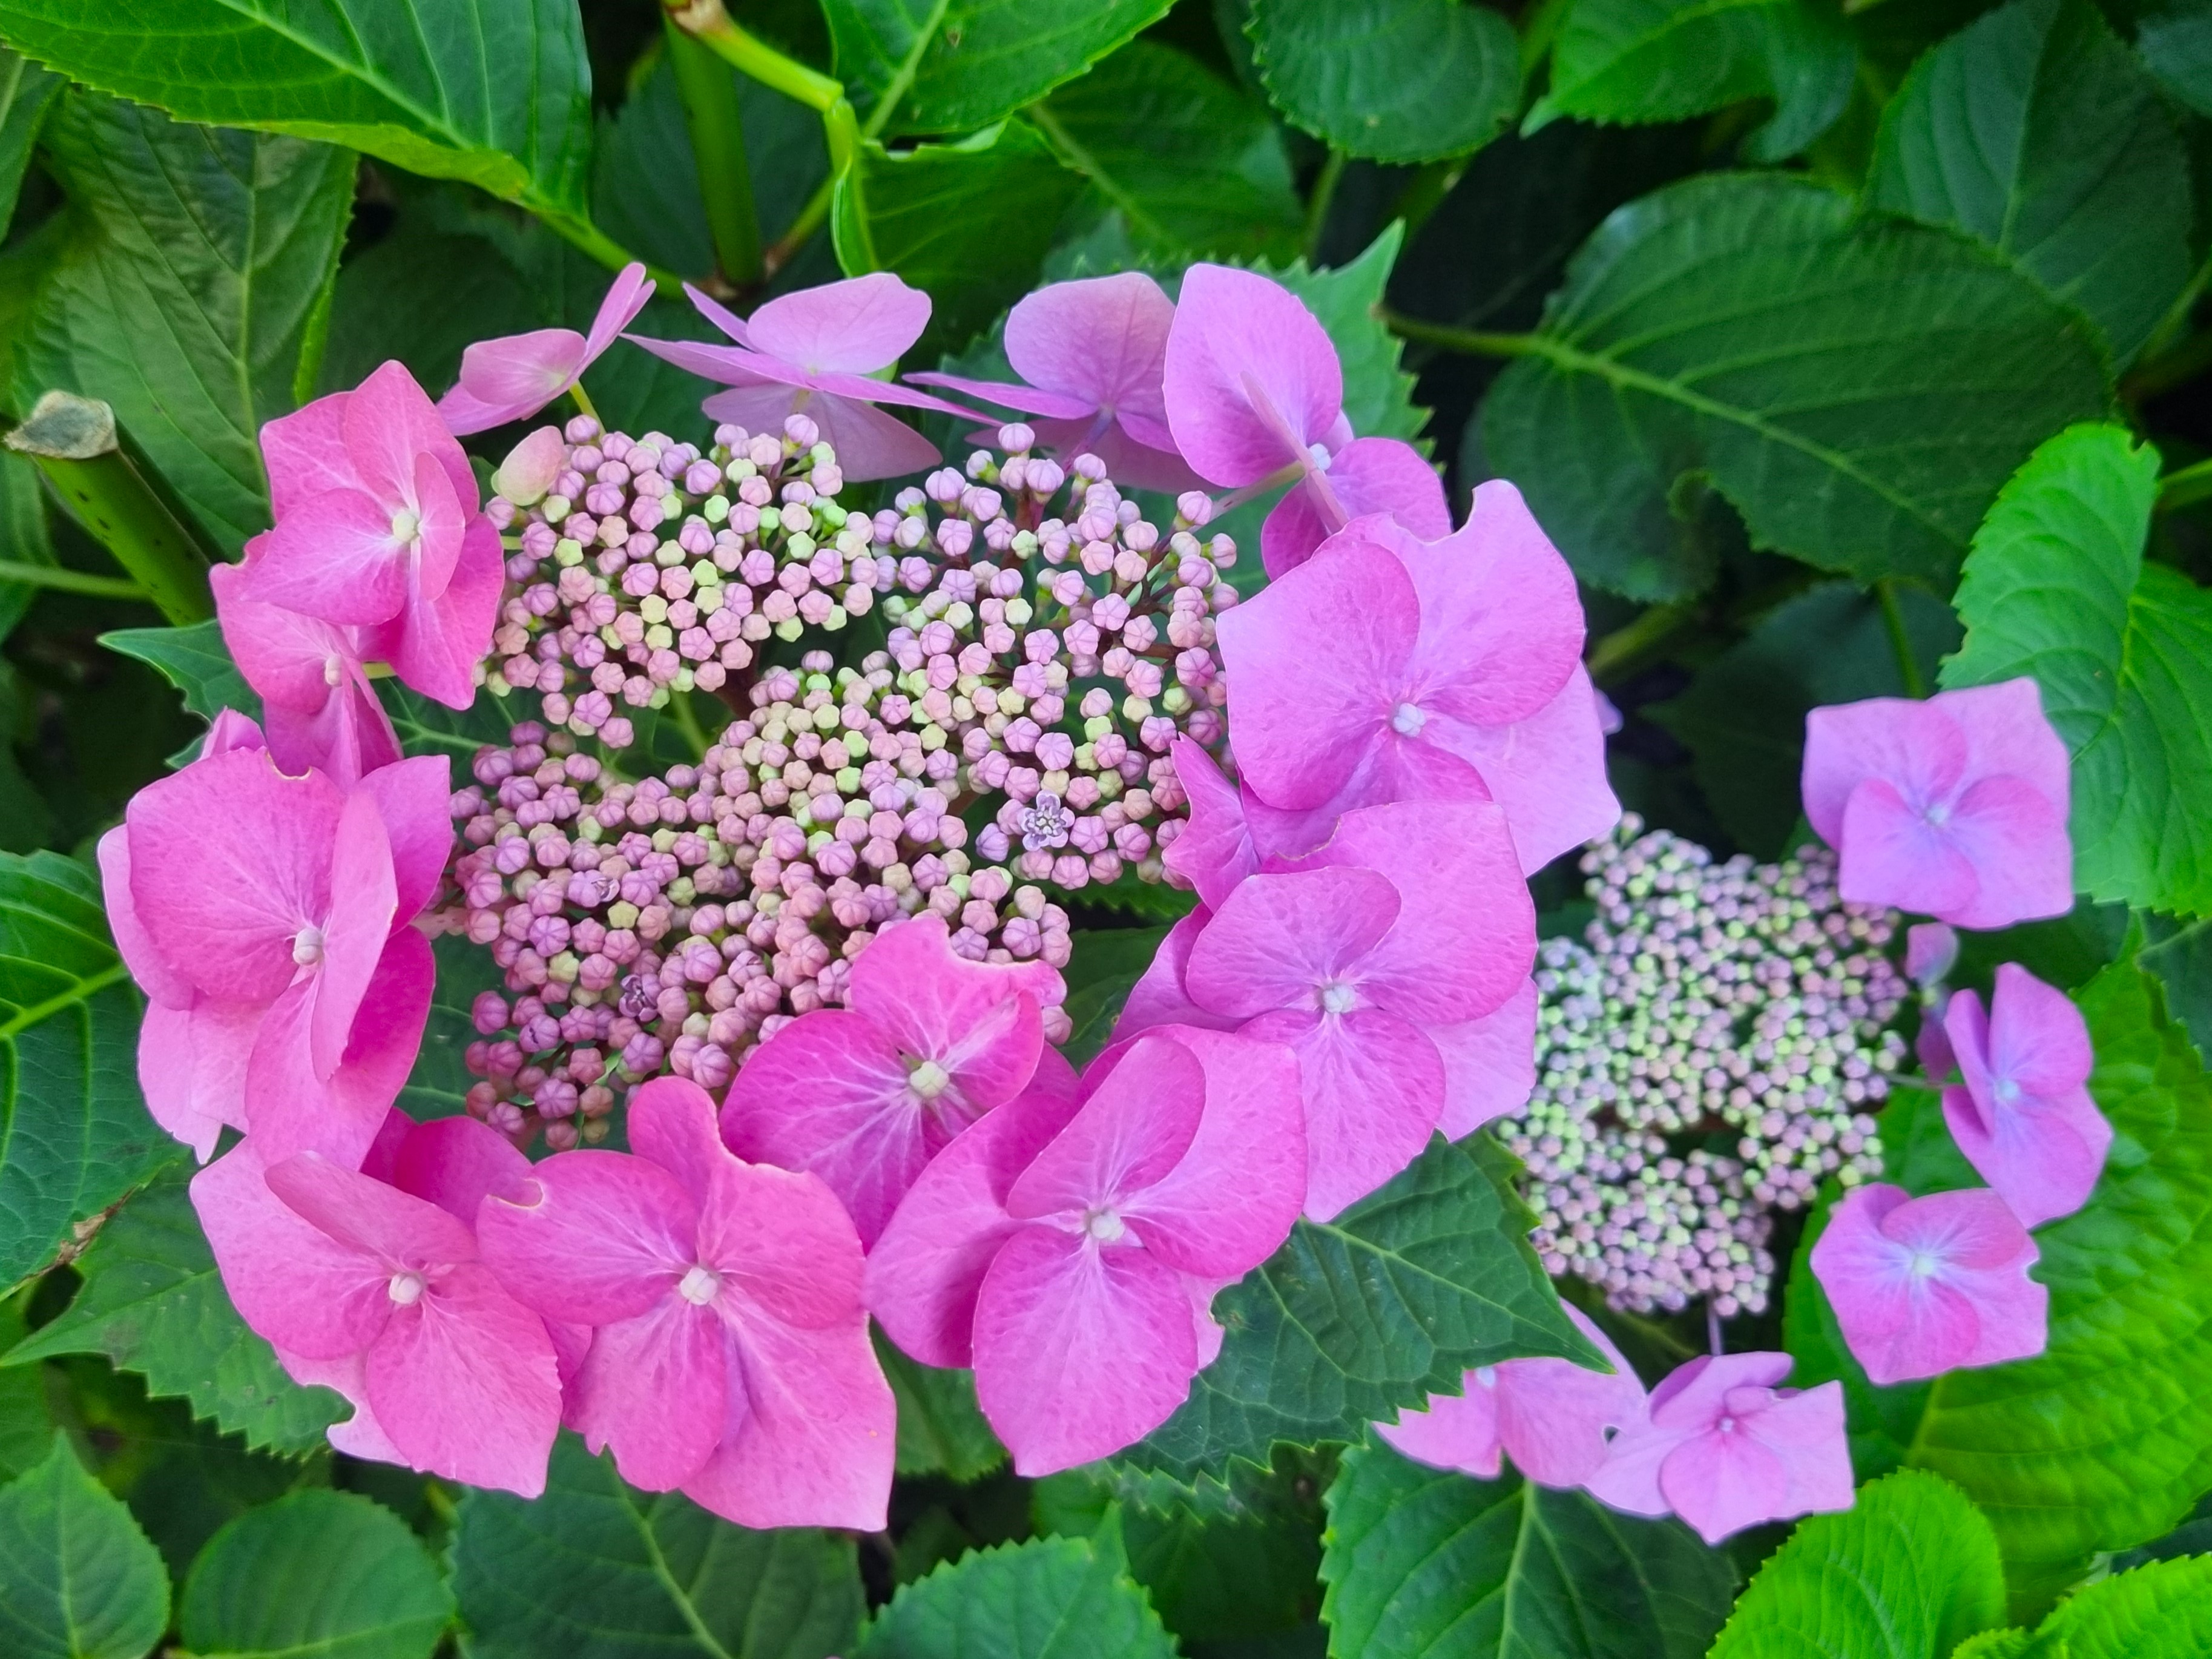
1507 820 1909 1319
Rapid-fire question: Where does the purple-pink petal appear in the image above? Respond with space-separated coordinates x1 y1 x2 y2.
1164 263 1344 488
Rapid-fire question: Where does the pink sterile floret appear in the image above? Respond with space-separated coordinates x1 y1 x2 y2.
237 361 502 708
1810 1182 2046 1386
1906 921 1961 1080
866 1024 1306 1477
1941 963 2109 1229
908 273 1200 493
1160 263 1447 575
628 273 983 481
1376 1304 1646 1488
1802 679 2072 931
719 913 1067 1247
1583 1351 1852 1545
1120 798 1537 1221
98 738 450 1168
192 1113 563 1496
438 262 654 435
478 1076 894 1530
211 563 401 787
1212 492 1618 876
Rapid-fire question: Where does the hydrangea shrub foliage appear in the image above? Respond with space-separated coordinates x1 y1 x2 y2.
1 0 2211 1653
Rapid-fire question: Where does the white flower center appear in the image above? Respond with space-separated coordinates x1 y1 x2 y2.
677 1264 722 1305
323 653 344 688
1306 443 1334 472
1717 1414 1737 1434
1391 702 1427 737
1908 1249 1941 1279
1473 1366 1499 1390
1083 1208 1128 1245
292 925 325 967
390 507 421 546
387 1271 425 1306
1924 801 1952 827
1994 1077 2021 1106
1318 980 1358 1015
908 1059 952 1102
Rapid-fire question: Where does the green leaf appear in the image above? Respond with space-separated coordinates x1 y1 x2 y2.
1060 926 1171 1069
1705 1469 2005 1658
2144 914 2212 1064
0 1295 52 1482
1653 581 1960 857
100 620 257 729
452 1434 864 1659
1529 0 1854 162
3 1163 345 1454
398 933 504 1123
1269 222 1427 446
0 1434 170 1659
835 122 1083 358
1246 0 1519 164
0 849 174 1294
316 222 536 404
877 1328 1007 1482
2136 2 2212 119
2016 1555 2212 1658
1033 41 1302 263
1115 1132 1593 1489
0 448 58 646
825 0 1171 137
180 1489 453 1659
855 1522 1177 1659
1953 1634 2033 1659
19 94 355 558
1868 0 2190 368
1480 173 2113 600
1319 1436 1736 1658
0 0 601 240
0 47 59 237
1940 422 2212 917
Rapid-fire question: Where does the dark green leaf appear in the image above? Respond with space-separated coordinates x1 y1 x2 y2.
1653 581 1960 857
317 223 536 403
381 679 524 762
180 1489 452 1659
1034 41 1302 263
1705 1469 2005 1658
1529 0 1854 162
19 94 355 557
452 1434 863 1659
1319 1437 1736 1658
0 449 58 645
1060 926 1170 1069
1481 173 2112 599
0 849 173 1293
3 1163 345 1454
0 1296 51 1482
0 47 59 237
2136 2 2212 118
100 620 257 730
855 1521 1177 1659
0 0 599 232
2014 1555 2212 1658
1869 0 2190 367
0 1434 170 1659
2144 913 2212 1063
825 0 1171 136
1247 0 1519 163
1941 423 2212 917
878 1328 1006 1482
398 932 503 1123
835 122 1083 358
1116 1132 1593 1489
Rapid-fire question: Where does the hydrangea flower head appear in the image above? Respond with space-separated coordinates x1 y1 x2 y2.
477 1075 895 1530
239 360 502 708
211 564 401 787
439 263 654 435
1810 1182 2046 1385
1803 679 2072 930
192 1119 562 1496
719 912 1067 1245
909 272 1198 492
1376 1304 1645 1487
1941 963 2108 1227
867 1024 1306 1476
1162 263 1448 573
1584 1351 1852 1544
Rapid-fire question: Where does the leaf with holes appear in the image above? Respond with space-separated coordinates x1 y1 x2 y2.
1481 173 2112 599
0 1435 171 1659
1248 0 1519 163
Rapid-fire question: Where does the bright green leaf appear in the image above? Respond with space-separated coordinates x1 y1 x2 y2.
1869 0 2190 367
834 122 1082 357
1247 0 1519 164
1481 174 2112 599
0 1434 170 1659
1941 422 2212 917
1530 0 1854 162
0 47 59 237
3 1163 345 1454
1115 1132 1593 1489
180 1489 452 1659
878 1328 1007 1483
855 1522 1177 1659
1033 41 1302 263
825 0 1171 137
2016 1555 2212 1658
0 0 601 240
1320 1436 1736 1658
0 849 173 1293
19 94 355 558
1706 1469 2005 1658
452 1434 863 1659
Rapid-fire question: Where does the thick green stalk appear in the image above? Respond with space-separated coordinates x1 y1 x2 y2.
0 559 150 601
664 16 763 287
1875 578 1927 698
5 392 212 624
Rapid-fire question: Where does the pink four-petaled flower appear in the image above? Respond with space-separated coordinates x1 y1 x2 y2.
211 564 400 787
438 263 654 435
1941 963 2110 1228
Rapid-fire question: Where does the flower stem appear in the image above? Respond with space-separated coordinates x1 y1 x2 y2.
1380 308 1541 358
1876 578 1927 698
2159 453 2212 512
1584 602 1694 685
569 382 600 423
0 559 149 601
664 15 763 288
1304 148 1346 264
